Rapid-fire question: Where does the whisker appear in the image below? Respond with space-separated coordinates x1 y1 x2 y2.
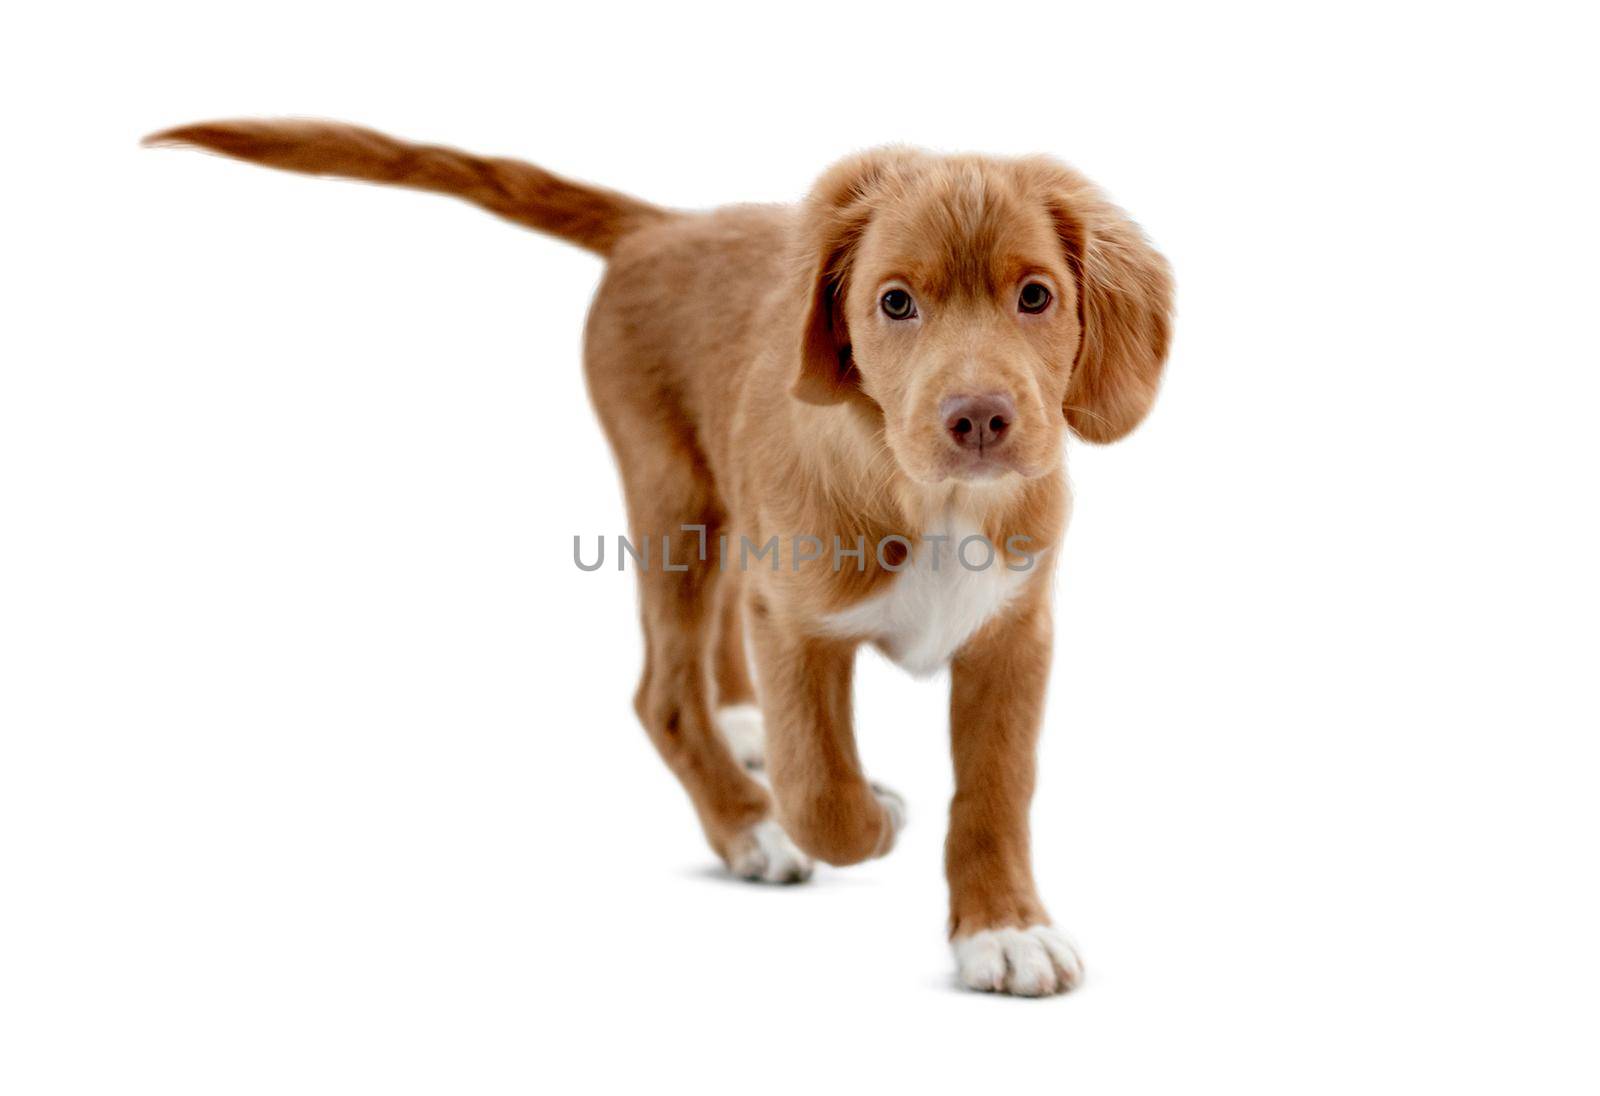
1064 404 1114 430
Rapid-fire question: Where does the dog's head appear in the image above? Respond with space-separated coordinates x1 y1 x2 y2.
791 149 1172 483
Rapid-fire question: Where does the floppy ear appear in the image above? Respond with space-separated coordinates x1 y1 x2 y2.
1038 163 1174 443
790 150 916 406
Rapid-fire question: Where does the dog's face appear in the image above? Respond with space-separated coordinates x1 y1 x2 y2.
845 174 1079 482
792 151 1173 484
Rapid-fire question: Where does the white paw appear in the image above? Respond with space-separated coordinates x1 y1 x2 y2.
952 925 1084 996
727 819 813 884
871 782 907 851
715 704 766 771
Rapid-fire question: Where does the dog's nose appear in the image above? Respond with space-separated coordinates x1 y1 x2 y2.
941 393 1015 452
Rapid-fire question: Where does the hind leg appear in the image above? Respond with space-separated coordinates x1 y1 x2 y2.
598 400 809 883
628 509 810 883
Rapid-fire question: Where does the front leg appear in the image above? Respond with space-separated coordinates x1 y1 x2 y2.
748 602 905 866
947 592 1083 995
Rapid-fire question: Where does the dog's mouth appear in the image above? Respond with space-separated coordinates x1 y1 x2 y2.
946 449 1040 482
897 444 1043 485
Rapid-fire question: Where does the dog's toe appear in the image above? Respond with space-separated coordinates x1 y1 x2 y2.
952 925 1083 996
726 819 813 884
871 782 907 835
715 704 767 771
868 781 907 854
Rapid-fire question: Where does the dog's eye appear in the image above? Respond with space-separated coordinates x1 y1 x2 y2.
880 289 917 321
1018 282 1053 314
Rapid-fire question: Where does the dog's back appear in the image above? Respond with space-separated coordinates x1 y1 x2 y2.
585 203 798 492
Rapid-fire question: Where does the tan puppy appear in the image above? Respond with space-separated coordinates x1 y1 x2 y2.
146 121 1173 996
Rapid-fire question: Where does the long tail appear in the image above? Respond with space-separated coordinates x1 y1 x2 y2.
143 118 668 256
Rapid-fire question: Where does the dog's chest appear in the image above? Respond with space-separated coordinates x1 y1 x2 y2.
821 521 1030 676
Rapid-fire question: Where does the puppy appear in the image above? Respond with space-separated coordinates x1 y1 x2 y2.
146 120 1173 996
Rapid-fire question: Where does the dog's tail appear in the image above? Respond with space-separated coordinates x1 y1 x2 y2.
143 118 668 257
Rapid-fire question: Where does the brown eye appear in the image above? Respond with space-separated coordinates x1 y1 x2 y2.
880 289 917 320
1018 282 1052 314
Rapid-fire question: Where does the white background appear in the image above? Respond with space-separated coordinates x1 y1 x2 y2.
3 2 1597 1092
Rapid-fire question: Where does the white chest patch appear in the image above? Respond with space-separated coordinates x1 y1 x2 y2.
821 518 1035 676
